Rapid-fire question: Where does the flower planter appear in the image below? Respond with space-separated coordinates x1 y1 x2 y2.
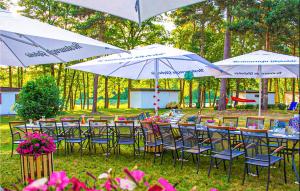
145 133 163 153
20 153 53 183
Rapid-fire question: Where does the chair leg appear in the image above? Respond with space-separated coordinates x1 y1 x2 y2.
283 152 287 184
227 160 232 182
160 148 164 165
208 157 213 177
242 163 247 185
256 166 259 177
266 166 271 191
153 146 157 164
180 149 184 170
11 142 14 157
223 160 227 171
196 154 200 174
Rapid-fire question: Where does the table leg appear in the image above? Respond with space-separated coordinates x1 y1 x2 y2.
291 140 299 184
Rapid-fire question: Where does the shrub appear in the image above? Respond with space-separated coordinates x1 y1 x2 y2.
15 75 61 120
277 103 287 110
267 104 276 109
245 104 255 109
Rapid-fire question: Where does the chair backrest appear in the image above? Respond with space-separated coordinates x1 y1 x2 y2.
145 112 151 118
207 125 233 158
138 113 146 121
9 121 27 139
197 115 214 124
222 116 239 127
140 121 159 144
39 120 59 138
156 122 177 147
114 120 135 139
89 120 110 139
288 102 298 111
269 118 289 130
61 120 82 139
240 128 271 164
178 123 198 148
246 116 265 129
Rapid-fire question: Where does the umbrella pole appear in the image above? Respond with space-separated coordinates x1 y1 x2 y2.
154 59 159 116
258 66 262 116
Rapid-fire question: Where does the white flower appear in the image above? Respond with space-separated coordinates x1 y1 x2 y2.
119 178 136 191
98 173 109 179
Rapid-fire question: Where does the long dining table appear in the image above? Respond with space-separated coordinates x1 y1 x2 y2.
16 121 299 183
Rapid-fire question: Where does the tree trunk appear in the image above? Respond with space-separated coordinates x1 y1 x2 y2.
117 82 121 109
65 71 76 110
202 87 206 108
8 66 12 87
234 79 240 107
92 74 99 113
127 79 132 108
20 68 23 87
197 82 201 106
60 68 68 110
292 78 295 102
56 64 63 87
274 78 279 104
262 28 270 110
189 80 193 108
87 74 90 110
104 77 109 108
212 81 219 107
218 8 231 111
50 65 55 77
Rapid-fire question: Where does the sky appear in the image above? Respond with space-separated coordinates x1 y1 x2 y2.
8 0 176 32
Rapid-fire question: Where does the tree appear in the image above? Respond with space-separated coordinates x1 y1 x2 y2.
15 75 60 120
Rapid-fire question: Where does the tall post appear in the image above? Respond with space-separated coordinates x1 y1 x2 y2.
154 59 159 115
258 66 262 116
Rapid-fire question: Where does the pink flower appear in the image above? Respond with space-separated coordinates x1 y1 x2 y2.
209 189 219 191
124 168 145 183
102 179 113 191
48 171 69 191
70 177 87 191
130 170 145 182
148 184 163 191
158 178 176 191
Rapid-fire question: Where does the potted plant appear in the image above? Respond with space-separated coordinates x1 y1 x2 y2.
17 132 56 183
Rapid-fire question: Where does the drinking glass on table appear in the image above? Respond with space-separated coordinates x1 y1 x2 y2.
29 119 33 125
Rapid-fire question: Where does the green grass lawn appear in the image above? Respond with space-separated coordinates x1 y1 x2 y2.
0 108 299 190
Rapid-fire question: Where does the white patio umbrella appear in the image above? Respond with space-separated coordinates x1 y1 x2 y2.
0 9 124 67
69 44 226 114
214 50 299 116
58 0 205 24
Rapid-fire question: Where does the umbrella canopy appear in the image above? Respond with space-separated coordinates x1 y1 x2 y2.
58 0 204 24
69 44 225 79
69 44 226 114
214 50 299 116
0 9 124 67
215 50 299 78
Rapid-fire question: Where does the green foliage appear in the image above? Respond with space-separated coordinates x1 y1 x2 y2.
277 103 287 110
15 75 61 120
236 104 256 110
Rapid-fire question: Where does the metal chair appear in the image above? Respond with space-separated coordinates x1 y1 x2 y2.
114 120 136 157
222 116 239 127
246 116 265 129
140 121 163 163
156 122 182 167
197 115 214 124
39 120 63 154
178 123 211 173
61 119 87 156
207 125 244 182
240 128 287 191
89 119 113 157
9 121 27 157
